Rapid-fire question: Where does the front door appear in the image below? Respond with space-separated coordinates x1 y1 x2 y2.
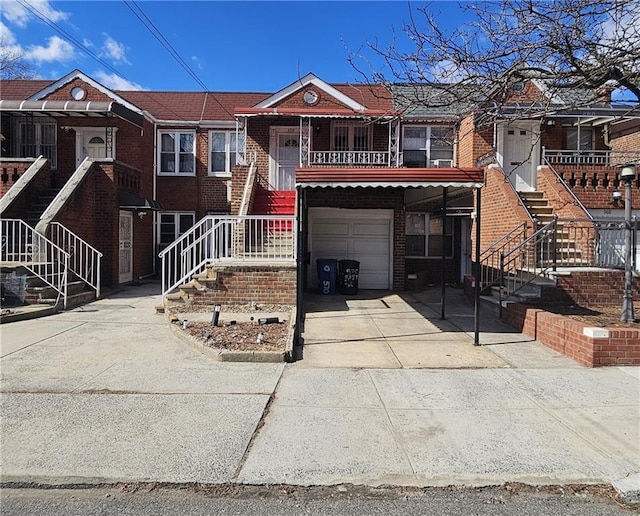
119 211 133 283
499 122 540 192
270 127 299 190
76 129 113 167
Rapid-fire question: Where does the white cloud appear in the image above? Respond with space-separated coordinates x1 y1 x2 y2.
2 1 68 28
191 55 204 70
25 35 74 63
101 34 130 64
93 70 145 91
0 21 19 46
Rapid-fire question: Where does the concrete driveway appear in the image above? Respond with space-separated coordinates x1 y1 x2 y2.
299 287 577 369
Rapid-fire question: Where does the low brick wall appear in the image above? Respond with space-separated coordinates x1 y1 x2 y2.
501 302 640 367
201 264 297 305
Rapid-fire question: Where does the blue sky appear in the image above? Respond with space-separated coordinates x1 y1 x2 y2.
1 0 464 92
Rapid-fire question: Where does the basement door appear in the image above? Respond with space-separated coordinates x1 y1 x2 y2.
119 211 133 283
308 208 393 290
270 127 299 191
498 122 540 192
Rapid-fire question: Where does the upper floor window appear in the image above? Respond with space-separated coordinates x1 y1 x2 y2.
332 122 371 152
158 131 195 175
209 130 237 176
402 125 454 168
13 119 57 169
566 127 593 150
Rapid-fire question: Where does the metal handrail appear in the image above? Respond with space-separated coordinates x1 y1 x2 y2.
542 151 593 220
480 222 528 261
160 214 297 301
47 222 103 298
478 222 528 292
1 218 69 308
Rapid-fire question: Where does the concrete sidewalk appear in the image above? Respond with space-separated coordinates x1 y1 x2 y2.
0 282 638 500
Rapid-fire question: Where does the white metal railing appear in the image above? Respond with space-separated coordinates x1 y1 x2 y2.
543 148 640 167
310 151 390 167
159 215 296 299
1 218 69 308
47 222 103 298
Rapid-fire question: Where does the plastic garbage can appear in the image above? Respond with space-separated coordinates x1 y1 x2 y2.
338 259 360 295
316 259 338 294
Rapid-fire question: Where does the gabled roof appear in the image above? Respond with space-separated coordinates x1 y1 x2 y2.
255 73 367 111
28 69 142 115
236 73 394 117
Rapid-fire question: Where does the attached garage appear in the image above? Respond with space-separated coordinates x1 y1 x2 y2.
308 208 393 290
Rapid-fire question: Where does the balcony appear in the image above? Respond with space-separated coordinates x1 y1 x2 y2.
309 151 391 167
543 149 640 168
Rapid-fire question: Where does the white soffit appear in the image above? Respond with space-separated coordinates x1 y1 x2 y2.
255 72 367 112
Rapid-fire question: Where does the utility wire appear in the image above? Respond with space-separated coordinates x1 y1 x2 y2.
16 0 198 121
123 0 235 118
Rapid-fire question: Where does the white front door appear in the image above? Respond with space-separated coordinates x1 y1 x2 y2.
499 122 540 192
75 129 114 166
270 127 299 190
119 211 133 283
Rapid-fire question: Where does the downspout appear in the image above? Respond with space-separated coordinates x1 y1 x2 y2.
152 118 158 276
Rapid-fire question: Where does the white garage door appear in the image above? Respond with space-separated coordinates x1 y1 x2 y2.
309 208 393 290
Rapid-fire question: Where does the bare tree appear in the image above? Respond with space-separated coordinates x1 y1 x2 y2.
0 39 35 79
351 0 640 122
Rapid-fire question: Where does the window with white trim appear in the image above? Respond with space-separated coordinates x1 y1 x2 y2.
331 122 371 151
402 125 454 168
209 130 237 176
406 213 453 257
158 212 195 249
13 118 57 169
158 131 195 175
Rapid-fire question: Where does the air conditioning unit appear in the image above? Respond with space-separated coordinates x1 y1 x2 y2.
431 159 454 168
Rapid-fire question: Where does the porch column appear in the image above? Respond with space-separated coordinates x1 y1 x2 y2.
300 117 311 167
441 187 448 320
474 185 482 346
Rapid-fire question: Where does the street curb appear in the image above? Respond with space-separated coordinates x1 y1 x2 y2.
166 308 295 363
613 473 640 504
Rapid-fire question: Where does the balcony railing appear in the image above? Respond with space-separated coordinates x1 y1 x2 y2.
543 148 640 167
310 151 390 167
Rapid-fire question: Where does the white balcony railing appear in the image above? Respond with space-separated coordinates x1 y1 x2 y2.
310 151 390 167
543 148 640 167
159 215 296 299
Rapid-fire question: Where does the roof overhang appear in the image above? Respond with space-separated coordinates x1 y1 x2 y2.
118 191 162 211
296 167 484 189
235 107 394 118
0 100 144 128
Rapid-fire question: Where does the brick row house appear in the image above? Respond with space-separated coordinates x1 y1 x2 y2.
1 70 639 363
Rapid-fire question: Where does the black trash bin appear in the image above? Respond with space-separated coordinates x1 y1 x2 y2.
338 260 360 295
316 259 338 295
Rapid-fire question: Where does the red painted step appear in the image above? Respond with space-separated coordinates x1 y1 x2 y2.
251 189 296 232
251 190 296 215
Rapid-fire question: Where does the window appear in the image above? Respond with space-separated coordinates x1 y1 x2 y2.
566 127 593 150
158 131 195 175
406 213 453 257
158 212 195 248
209 130 237 176
331 122 370 151
15 119 57 168
402 125 454 168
